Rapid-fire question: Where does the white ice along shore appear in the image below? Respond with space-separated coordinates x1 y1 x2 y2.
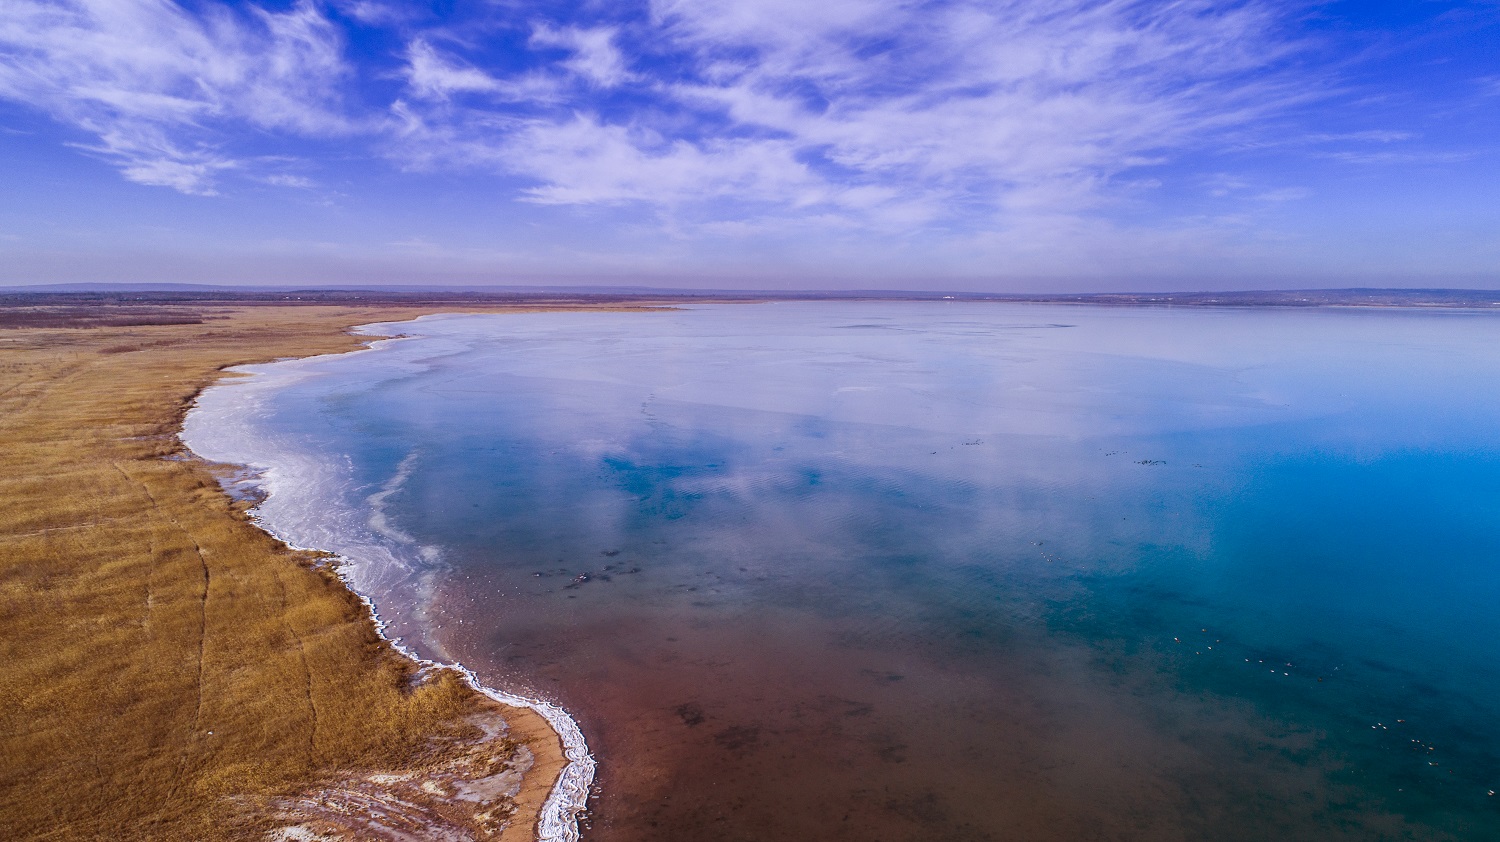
180 321 596 842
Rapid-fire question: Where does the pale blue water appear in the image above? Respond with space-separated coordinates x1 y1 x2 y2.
193 302 1500 840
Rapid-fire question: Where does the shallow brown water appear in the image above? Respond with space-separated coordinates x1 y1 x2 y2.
433 561 1414 842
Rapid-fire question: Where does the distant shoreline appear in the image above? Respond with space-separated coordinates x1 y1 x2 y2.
4 286 1500 314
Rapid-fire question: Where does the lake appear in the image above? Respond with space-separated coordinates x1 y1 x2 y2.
185 302 1500 841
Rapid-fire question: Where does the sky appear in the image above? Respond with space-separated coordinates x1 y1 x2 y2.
0 0 1497 291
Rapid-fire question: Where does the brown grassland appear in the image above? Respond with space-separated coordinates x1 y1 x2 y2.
0 299 658 841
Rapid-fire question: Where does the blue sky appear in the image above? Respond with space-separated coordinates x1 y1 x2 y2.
1 0 1496 291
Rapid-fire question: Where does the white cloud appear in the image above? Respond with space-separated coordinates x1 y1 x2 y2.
117 155 235 194
263 173 315 188
386 0 1306 236
404 38 560 103
0 0 353 194
511 116 814 205
0 0 1308 235
530 24 632 88
334 0 414 27
1305 130 1416 144
650 0 1296 217
1321 149 1474 166
406 38 509 99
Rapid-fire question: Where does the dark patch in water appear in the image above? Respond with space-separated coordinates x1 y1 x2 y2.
674 703 705 727
712 725 760 753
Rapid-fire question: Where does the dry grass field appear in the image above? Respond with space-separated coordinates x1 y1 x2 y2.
0 298 649 841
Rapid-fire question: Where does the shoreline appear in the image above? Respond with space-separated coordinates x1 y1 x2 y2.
0 300 663 840
248 525 596 842
181 318 596 839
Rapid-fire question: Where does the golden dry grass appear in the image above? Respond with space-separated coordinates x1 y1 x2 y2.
0 302 633 841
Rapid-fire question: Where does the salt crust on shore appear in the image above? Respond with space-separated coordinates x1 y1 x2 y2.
183 320 595 842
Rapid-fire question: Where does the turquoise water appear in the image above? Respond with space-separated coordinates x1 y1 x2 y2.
188 303 1500 840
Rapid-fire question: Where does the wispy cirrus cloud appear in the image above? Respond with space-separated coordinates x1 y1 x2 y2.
0 0 1346 236
382 0 1308 235
404 38 563 104
3 0 1494 286
405 38 511 100
664 0 1301 205
0 0 1307 214
529 24 633 88
0 0 355 194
